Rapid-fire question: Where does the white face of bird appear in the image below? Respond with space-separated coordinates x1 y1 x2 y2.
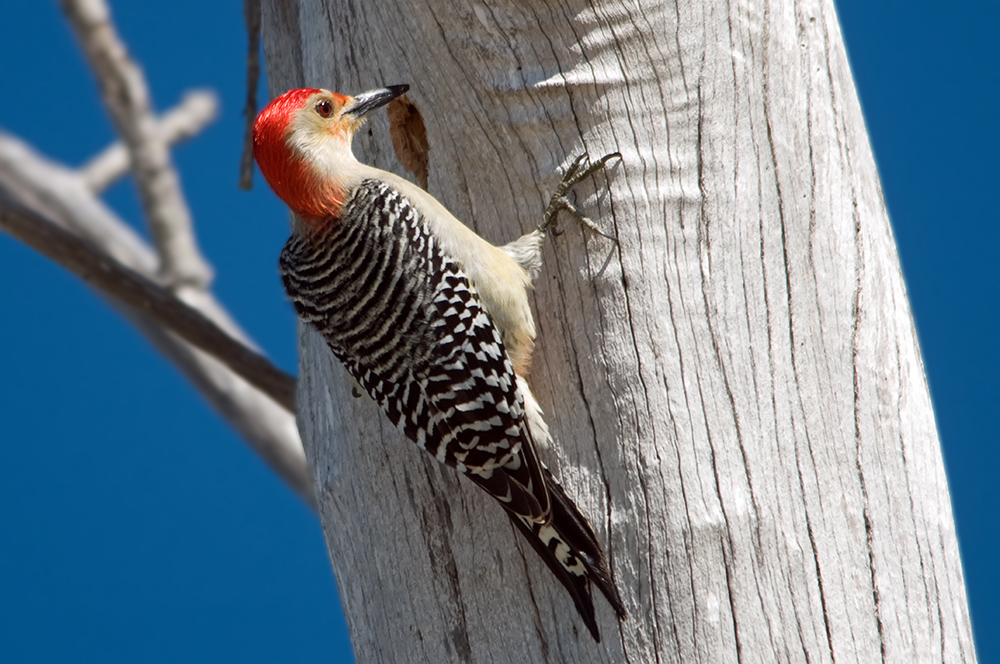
253 85 409 221
287 90 356 163
286 86 410 175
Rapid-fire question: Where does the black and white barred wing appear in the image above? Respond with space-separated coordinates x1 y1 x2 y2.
421 269 551 521
279 179 548 521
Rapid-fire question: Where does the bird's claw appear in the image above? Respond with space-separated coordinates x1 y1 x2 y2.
539 152 621 240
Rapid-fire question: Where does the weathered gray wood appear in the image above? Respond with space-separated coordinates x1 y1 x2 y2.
262 0 976 661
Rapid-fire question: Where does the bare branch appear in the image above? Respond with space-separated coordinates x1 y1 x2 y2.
0 132 314 509
60 0 213 287
239 0 262 190
0 204 296 412
137 317 313 509
81 89 219 193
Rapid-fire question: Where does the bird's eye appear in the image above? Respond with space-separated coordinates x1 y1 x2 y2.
315 99 334 118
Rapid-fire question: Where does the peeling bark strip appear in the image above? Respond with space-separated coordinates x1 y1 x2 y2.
263 0 976 661
387 95 430 190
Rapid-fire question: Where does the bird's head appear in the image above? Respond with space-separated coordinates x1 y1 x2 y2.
253 85 409 221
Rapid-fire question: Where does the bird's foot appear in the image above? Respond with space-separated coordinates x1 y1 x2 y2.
538 152 621 240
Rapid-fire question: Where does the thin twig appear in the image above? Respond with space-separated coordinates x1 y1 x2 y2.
239 0 262 190
60 0 213 287
0 132 315 509
0 203 296 413
81 90 219 193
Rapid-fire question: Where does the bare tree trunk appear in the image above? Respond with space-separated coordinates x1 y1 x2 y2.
260 0 976 661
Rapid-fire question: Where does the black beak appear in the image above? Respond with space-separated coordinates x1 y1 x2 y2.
344 84 409 119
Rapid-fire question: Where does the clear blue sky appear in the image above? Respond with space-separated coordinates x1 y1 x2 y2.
0 2 995 662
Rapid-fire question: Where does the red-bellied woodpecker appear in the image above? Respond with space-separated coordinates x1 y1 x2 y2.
253 84 626 640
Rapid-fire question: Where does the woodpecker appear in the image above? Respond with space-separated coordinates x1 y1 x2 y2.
253 84 626 640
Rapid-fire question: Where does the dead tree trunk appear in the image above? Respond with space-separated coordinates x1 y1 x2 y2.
260 0 976 661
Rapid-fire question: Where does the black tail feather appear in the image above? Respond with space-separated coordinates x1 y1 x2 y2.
507 513 603 640
507 469 626 641
543 469 627 619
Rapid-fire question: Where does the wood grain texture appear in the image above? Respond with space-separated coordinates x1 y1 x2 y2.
261 0 976 660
